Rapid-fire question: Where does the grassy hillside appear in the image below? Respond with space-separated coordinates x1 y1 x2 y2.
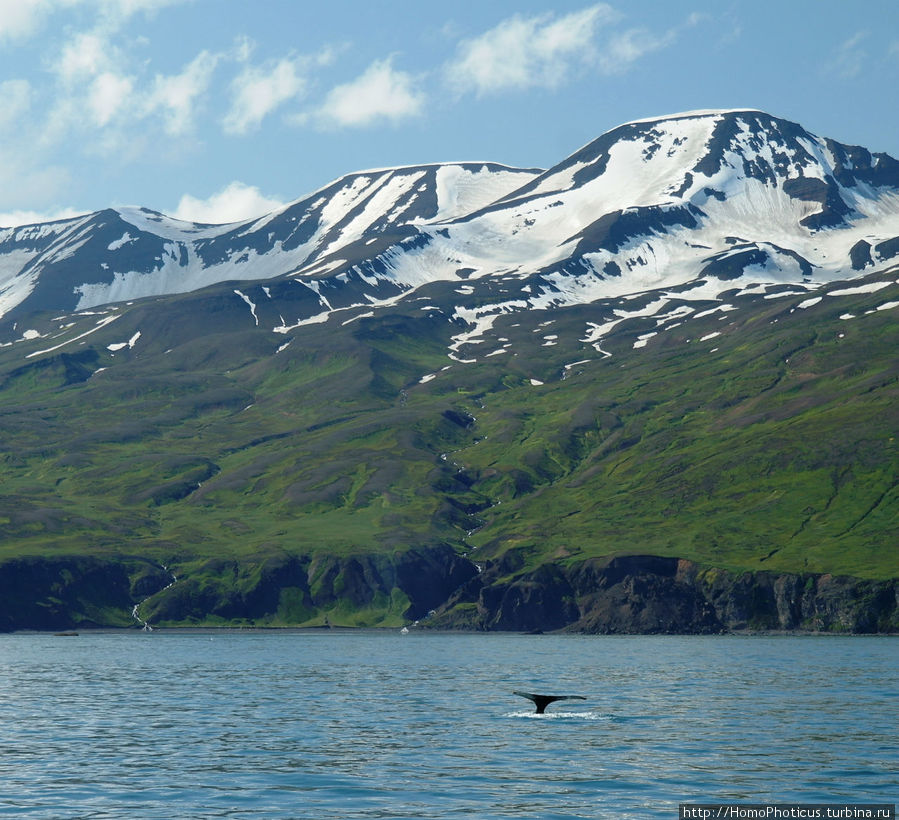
0 270 897 628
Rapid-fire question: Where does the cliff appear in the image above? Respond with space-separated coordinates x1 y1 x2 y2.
0 545 478 631
0 555 170 631
432 553 899 634
1 550 895 633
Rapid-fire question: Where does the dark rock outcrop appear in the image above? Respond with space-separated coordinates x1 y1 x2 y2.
0 545 479 630
141 553 314 624
477 563 579 632
849 239 873 270
0 556 169 631
432 554 899 634
687 563 899 633
1 548 894 633
138 543 479 626
567 557 722 633
306 544 478 620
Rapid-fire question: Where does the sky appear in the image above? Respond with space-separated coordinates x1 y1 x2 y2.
0 0 898 227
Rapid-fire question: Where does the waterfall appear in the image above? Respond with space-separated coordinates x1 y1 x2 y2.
131 565 178 631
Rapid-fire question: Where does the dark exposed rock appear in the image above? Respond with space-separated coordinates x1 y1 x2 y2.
570 204 703 257
849 240 873 271
0 555 164 631
143 554 314 623
478 563 579 632
1 548 894 634
139 543 478 625
701 246 771 281
700 243 813 281
603 260 622 277
441 409 476 429
566 557 722 634
307 545 478 620
430 554 899 634
875 236 899 262
685 563 899 633
782 175 850 229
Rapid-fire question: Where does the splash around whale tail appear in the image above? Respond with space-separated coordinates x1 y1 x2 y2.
513 691 587 714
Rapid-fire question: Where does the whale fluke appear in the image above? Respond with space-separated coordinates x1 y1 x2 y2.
513 691 587 714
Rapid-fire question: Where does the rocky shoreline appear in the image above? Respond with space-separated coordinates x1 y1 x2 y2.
1 549 896 634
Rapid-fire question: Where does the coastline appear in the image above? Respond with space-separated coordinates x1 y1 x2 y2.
7 625 897 637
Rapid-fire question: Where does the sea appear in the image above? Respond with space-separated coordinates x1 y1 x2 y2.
0 631 895 819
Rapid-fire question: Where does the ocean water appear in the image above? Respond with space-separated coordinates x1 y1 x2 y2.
0 632 895 819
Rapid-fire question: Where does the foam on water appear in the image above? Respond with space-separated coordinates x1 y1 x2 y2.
504 709 612 721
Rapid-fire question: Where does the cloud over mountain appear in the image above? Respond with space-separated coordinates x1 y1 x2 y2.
312 57 425 128
172 181 286 224
445 4 619 95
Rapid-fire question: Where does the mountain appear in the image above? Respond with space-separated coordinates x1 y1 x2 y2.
4 109 899 342
1 109 898 633
0 162 539 329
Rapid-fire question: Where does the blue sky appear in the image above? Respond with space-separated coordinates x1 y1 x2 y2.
1 0 897 226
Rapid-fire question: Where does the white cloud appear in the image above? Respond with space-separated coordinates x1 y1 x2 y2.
88 71 133 126
146 50 219 135
445 4 619 96
831 31 867 79
50 1 194 86
100 0 184 18
46 24 222 145
0 0 186 44
313 57 424 128
224 57 307 135
0 205 85 228
599 27 676 74
55 31 110 81
233 34 254 64
0 0 53 42
172 181 286 224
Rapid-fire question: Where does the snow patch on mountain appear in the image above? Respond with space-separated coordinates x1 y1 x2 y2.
26 313 120 358
234 289 259 325
73 241 311 311
828 281 892 296
107 233 135 251
0 249 44 317
431 165 537 222
108 330 141 351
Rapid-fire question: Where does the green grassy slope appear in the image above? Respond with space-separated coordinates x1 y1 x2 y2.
0 272 896 628
457 299 899 579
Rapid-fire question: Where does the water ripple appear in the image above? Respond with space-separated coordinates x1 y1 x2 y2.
0 632 895 818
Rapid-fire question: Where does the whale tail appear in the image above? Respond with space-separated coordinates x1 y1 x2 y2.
513 691 587 714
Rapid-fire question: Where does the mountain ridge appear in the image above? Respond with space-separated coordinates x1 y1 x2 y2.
3 108 899 340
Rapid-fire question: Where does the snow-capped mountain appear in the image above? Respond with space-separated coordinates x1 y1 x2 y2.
2 109 899 345
3 109 899 634
325 109 899 311
0 162 539 326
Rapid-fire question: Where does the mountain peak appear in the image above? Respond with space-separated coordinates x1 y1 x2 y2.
620 107 768 126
